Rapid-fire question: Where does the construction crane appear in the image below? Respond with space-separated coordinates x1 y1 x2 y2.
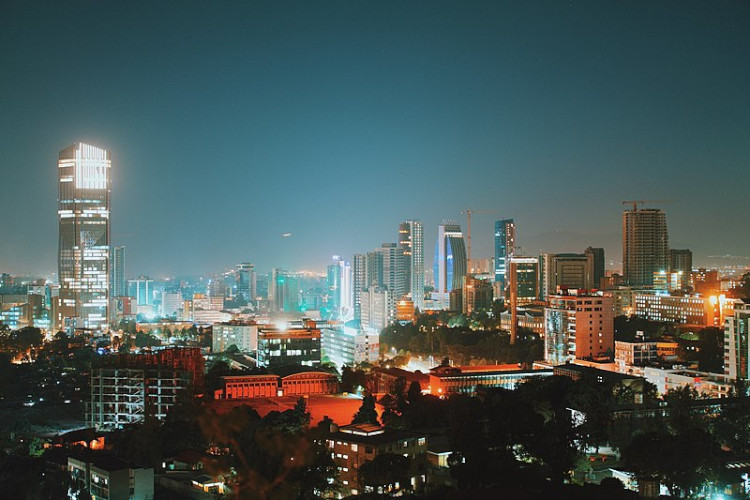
622 200 674 211
461 209 499 267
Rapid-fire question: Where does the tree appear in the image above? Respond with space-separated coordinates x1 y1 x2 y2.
358 453 411 492
351 395 379 425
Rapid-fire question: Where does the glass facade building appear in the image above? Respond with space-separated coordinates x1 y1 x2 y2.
494 219 515 292
57 143 111 332
434 223 467 296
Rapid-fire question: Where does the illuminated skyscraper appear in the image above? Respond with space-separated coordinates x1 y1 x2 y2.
111 246 125 297
398 220 425 312
57 143 111 332
236 262 256 303
494 219 515 292
352 254 366 320
434 223 467 297
622 208 668 287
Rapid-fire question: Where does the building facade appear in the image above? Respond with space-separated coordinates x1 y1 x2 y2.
236 262 256 304
434 223 467 297
539 253 594 300
326 423 428 497
725 300 750 380
212 322 258 353
57 143 111 332
398 220 425 313
111 246 125 298
544 291 614 364
494 219 515 293
622 208 669 287
256 321 321 368
321 321 379 369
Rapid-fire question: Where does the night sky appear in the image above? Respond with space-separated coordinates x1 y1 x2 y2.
1 1 748 277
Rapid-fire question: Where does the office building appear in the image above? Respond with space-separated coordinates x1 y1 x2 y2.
584 247 605 288
539 253 594 300
327 256 353 319
160 292 182 318
236 263 256 304
57 143 111 332
544 290 614 364
321 321 379 369
256 320 321 368
634 293 736 327
352 254 366 320
111 246 125 297
269 268 300 312
398 220 425 312
494 219 515 292
462 275 493 315
724 300 750 380
360 287 389 333
622 208 669 287
434 223 467 297
669 249 693 290
212 321 258 353
127 277 154 306
508 256 538 304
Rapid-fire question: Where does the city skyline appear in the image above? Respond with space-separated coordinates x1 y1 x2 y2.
1 2 749 276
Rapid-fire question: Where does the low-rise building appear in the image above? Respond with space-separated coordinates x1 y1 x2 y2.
257 320 321 368
321 320 379 370
213 369 338 399
614 340 658 367
69 454 154 500
428 364 552 396
212 321 258 353
325 423 428 497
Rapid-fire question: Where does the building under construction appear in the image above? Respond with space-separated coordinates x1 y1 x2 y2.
87 348 204 429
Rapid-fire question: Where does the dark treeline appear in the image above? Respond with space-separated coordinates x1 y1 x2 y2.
381 312 542 366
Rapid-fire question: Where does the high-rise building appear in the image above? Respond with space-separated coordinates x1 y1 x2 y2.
494 219 515 292
352 254 366 320
584 247 605 288
725 300 750 380
127 277 154 306
111 246 125 297
669 249 693 290
434 223 467 297
539 253 594 300
326 256 353 319
544 291 614 365
58 143 111 332
398 220 425 312
622 208 668 287
236 263 256 304
269 268 300 312
379 243 407 321
508 256 538 305
462 275 493 315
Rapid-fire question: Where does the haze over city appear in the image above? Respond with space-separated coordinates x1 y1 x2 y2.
1 1 748 276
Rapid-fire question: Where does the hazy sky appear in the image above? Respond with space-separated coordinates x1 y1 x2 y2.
1 1 748 277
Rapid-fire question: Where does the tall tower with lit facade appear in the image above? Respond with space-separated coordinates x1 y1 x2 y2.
111 246 125 297
57 143 111 332
622 208 668 287
494 219 515 292
398 220 425 312
236 262 256 304
434 223 467 297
